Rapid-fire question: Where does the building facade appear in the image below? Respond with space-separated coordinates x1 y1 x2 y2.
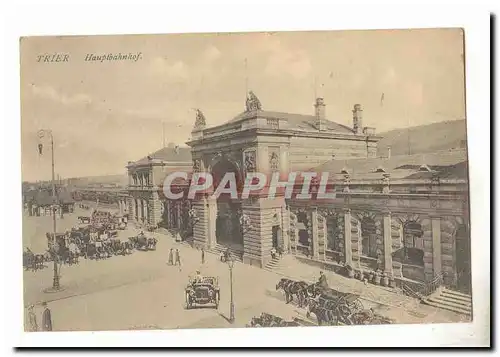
126 143 192 230
125 92 471 293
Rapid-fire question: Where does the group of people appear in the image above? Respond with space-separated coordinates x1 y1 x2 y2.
167 248 182 269
27 302 52 332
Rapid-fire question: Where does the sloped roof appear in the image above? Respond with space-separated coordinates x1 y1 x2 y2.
132 146 192 165
312 149 468 180
228 110 354 134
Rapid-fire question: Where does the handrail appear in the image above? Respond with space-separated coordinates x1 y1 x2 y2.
401 271 446 299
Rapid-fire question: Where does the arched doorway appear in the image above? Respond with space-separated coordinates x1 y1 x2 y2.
401 221 425 282
455 224 471 294
211 159 243 247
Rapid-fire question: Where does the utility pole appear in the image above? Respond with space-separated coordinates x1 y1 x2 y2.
38 129 61 292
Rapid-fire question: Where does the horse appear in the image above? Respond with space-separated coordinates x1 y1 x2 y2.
306 296 336 326
275 278 309 307
23 250 34 271
303 282 323 300
147 237 158 250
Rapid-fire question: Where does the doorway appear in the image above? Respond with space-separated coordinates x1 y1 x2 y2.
272 225 281 249
455 225 471 294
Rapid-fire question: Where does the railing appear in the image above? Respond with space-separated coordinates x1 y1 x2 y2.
401 271 446 300
422 271 446 296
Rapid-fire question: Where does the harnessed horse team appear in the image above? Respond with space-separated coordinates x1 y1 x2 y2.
275 277 394 326
23 228 158 272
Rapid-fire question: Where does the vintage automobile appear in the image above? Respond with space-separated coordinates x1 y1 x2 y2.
185 276 220 310
78 216 91 224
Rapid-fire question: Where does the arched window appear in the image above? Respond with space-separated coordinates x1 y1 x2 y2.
361 217 378 258
403 221 424 266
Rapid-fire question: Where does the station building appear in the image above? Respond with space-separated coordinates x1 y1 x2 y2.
125 92 470 294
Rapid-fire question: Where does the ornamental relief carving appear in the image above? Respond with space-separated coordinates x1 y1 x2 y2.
243 150 257 173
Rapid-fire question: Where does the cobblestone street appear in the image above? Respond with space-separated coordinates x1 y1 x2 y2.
23 208 468 331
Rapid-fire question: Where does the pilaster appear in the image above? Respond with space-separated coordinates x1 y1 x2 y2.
432 217 442 276
343 209 353 266
311 210 320 260
383 212 393 276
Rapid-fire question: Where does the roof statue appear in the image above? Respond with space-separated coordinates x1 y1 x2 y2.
193 109 207 130
245 91 262 112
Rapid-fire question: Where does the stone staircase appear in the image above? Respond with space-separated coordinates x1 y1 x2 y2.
423 287 472 316
264 254 295 273
210 243 244 263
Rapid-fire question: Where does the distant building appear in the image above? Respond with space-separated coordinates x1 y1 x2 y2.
126 143 192 229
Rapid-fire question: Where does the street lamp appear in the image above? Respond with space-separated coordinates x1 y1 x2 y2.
227 254 235 324
38 129 62 292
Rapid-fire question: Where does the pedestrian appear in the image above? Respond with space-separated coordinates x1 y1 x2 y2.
168 248 173 265
41 302 52 332
201 247 205 265
27 304 38 332
175 249 181 270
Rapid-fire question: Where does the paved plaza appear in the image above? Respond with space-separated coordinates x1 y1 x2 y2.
22 207 468 331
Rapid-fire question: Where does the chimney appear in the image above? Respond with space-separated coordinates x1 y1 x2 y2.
387 146 391 159
314 97 326 130
353 104 363 134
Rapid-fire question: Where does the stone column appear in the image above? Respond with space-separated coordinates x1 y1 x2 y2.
206 196 217 249
391 217 403 279
144 199 149 224
383 212 393 276
421 217 434 282
311 210 320 260
150 191 161 227
431 217 442 276
281 204 290 253
177 202 182 229
165 201 171 228
128 197 135 223
192 197 209 248
137 199 143 222
343 209 353 266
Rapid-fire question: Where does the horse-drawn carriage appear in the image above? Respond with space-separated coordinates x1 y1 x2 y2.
128 234 157 251
185 276 220 309
306 289 377 326
246 313 302 327
113 214 127 230
23 249 47 271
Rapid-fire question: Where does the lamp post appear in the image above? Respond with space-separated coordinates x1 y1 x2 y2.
38 129 61 292
227 255 235 324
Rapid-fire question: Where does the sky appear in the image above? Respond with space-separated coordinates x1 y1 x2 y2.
20 29 466 181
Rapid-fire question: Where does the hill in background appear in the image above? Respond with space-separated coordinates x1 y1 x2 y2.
376 119 467 157
66 174 129 188
33 120 468 188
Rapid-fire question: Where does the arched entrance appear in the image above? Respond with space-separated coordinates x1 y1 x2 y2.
401 221 425 282
455 224 471 294
211 158 243 247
